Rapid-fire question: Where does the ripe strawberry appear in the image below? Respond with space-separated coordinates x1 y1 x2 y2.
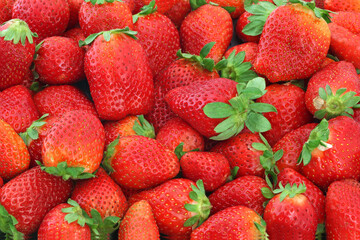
82 28 154 121
324 0 360 12
330 11 360 35
102 135 179 190
34 36 85 85
224 42 259 66
67 0 84 29
142 0 176 13
0 0 15 23
236 11 260 43
63 28 88 51
104 116 138 145
12 0 70 42
0 85 40 133
79 0 133 37
0 166 73 237
326 179 360 239
0 19 36 90
190 205 268 240
118 200 160 240
163 0 191 28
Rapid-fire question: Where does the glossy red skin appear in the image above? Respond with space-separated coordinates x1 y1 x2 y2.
208 175 269 215
326 179 360 239
0 166 73 236
273 123 317 172
211 132 264 178
0 85 39 133
37 203 91 240
123 0 135 12
180 4 233 63
84 33 154 121
206 0 245 19
146 58 219 132
134 12 180 76
71 168 127 219
12 0 70 43
180 152 230 192
108 135 180 190
324 0 360 12
300 116 360 190
165 78 238 138
67 0 83 29
0 22 35 90
63 28 88 51
156 117 205 152
103 116 138 146
264 194 317 240
35 36 85 85
329 23 360 69
277 168 325 224
142 0 176 13
163 0 191 28
330 11 360 35
33 85 97 117
253 4 330 82
236 12 260 43
257 83 312 146
0 0 16 23
224 42 259 65
79 1 133 37
132 0 144 13
305 61 360 115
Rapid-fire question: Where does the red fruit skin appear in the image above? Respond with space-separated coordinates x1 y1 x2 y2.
253 4 330 82
79 1 133 37
190 206 264 240
103 116 138 146
142 0 176 14
34 36 85 85
264 194 318 240
84 33 154 121
163 0 191 28
165 78 238 138
0 22 35 90
208 175 269 215
211 132 264 178
0 166 73 236
12 0 70 43
63 28 88 51
180 4 233 63
37 203 92 240
33 85 97 117
326 179 360 240
67 0 83 29
132 0 144 13
206 0 246 19
300 116 360 190
277 168 326 224
224 42 259 65
236 12 260 43
330 11 360 35
71 168 128 219
180 152 230 192
257 83 312 146
0 85 40 133
156 117 205 152
273 123 317 172
134 12 180 77
0 0 16 23
108 135 180 190
324 0 360 12
305 61 360 115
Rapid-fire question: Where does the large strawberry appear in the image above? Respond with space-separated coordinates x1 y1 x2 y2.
81 28 154 121
0 19 36 90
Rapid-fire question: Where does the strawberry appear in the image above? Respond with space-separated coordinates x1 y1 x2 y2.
180 0 233 63
0 85 40 133
324 0 360 12
236 11 260 43
163 0 191 28
245 0 331 82
34 36 85 85
264 183 318 240
224 42 259 66
0 19 36 90
133 1 180 76
330 11 360 35
102 135 179 190
118 200 160 240
79 0 133 37
326 179 360 239
63 28 88 51
12 0 70 42
104 116 138 145
190 205 268 240
0 0 15 23
81 28 154 121
67 0 84 29
142 0 176 13
37 200 92 240
0 166 73 237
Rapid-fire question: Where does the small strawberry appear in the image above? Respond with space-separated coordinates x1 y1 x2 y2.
163 0 191 28
224 42 259 66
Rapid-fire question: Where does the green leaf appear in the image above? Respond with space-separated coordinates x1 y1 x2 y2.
0 19 37 45
200 42 216 59
245 112 272 133
248 103 277 113
132 0 157 23
133 115 155 138
261 187 274 199
203 102 235 119
252 142 268 151
190 0 208 10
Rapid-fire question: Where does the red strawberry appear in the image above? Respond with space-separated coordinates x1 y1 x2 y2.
324 0 360 12
163 0 191 28
0 19 36 90
224 42 259 66
104 116 139 146
330 11 360 35
142 0 176 13
34 36 85 85
12 0 70 42
82 28 154 121
236 11 260 43
63 28 88 51
0 0 15 23
67 0 84 29
118 200 160 240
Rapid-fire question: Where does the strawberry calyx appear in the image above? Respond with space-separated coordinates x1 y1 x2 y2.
102 136 120 174
215 50 258 83
79 27 137 47
0 19 38 46
183 180 211 228
226 166 239 182
133 115 155 139
19 114 49 146
297 119 331 166
176 42 216 72
133 0 157 23
314 85 360 120
316 223 326 240
254 217 269 240
87 209 120 240
85 0 123 5
203 77 277 141
0 204 24 240
273 182 306 202
62 199 94 228
288 0 334 23
189 0 235 13
36 161 96 181
174 142 200 159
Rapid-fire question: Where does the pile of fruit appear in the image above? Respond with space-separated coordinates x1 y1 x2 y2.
1 0 360 239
